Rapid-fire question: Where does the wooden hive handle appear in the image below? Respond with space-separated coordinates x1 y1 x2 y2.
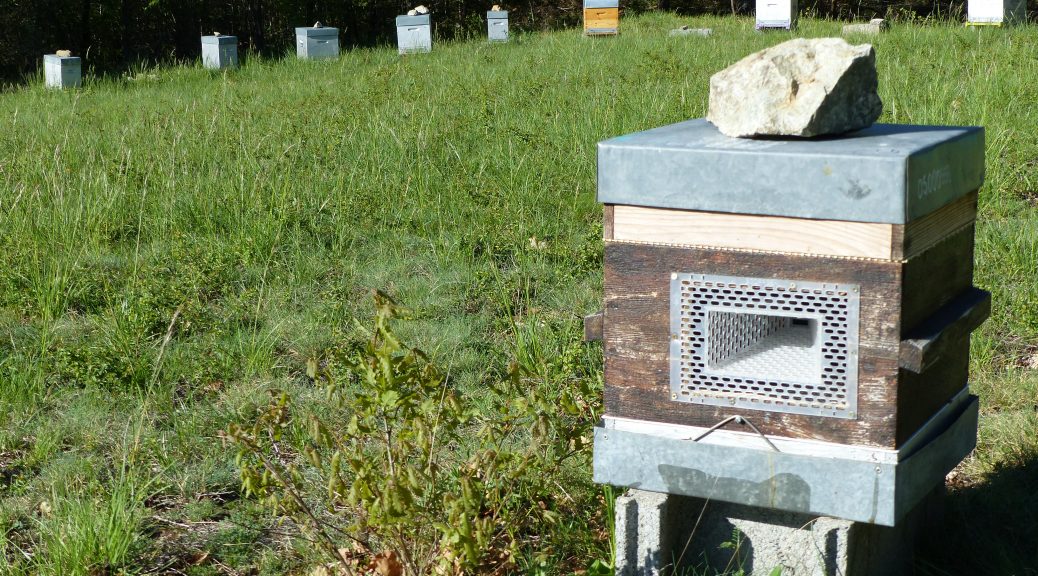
899 287 991 373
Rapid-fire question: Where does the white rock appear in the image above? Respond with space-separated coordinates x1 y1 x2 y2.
669 26 712 37
842 18 887 35
707 37 883 138
492 4 502 11
414 5 429 14
407 9 418 15
55 49 72 57
313 21 322 28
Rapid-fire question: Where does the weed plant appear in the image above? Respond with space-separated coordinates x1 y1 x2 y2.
0 12 1036 575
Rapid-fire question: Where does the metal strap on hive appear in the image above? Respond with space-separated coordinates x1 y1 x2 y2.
669 273 860 419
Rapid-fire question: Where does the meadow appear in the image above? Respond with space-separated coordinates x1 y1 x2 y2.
0 11 1036 575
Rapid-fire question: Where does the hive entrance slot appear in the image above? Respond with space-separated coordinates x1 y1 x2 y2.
706 311 821 384
670 273 860 418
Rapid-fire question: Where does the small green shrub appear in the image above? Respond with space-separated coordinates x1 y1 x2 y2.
228 291 599 575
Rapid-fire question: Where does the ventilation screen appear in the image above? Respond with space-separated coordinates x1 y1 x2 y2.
670 273 860 419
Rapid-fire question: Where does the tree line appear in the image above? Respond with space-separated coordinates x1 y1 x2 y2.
0 0 1007 84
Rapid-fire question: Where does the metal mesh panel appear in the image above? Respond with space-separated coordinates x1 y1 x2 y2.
669 273 860 419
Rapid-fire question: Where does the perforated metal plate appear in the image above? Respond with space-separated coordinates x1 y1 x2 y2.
670 273 860 419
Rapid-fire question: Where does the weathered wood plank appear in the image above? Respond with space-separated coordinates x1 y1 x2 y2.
901 191 978 260
900 225 976 332
603 241 903 448
603 204 615 240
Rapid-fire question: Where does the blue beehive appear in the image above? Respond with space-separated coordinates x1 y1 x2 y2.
487 10 509 42
296 26 340 60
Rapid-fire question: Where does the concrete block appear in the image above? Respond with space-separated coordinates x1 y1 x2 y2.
614 487 943 576
842 19 888 35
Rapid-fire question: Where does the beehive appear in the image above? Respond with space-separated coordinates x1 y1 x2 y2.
584 0 619 36
967 0 1026 25
487 10 509 42
592 118 989 525
397 14 433 54
202 35 238 70
756 0 798 29
43 54 81 89
296 26 340 60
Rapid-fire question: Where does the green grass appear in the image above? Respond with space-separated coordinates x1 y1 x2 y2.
0 12 1037 575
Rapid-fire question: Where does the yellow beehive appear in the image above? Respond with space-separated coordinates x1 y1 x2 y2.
584 0 618 35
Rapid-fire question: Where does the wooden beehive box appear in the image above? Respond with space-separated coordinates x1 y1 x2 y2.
584 0 619 36
595 119 988 451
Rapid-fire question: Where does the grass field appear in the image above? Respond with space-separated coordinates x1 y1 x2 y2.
0 11 1037 575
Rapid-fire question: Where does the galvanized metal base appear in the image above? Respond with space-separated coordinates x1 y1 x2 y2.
594 390 977 526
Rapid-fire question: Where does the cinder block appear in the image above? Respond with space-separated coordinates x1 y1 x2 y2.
614 488 943 576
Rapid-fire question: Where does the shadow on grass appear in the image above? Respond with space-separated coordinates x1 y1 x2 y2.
917 458 1038 575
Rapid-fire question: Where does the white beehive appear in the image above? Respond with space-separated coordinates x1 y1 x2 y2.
44 54 81 89
487 10 509 42
201 35 238 69
756 0 798 30
967 0 1026 25
397 14 433 54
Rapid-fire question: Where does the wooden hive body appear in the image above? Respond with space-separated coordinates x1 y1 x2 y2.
603 195 981 449
584 0 619 35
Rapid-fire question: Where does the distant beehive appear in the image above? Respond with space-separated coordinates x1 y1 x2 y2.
756 0 798 30
584 0 619 36
487 10 509 42
967 0 1026 25
44 54 81 89
296 26 340 60
592 118 990 526
202 35 238 70
397 14 433 54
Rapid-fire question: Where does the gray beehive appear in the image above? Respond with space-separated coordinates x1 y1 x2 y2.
201 35 238 70
397 14 432 54
591 118 990 526
43 54 81 89
967 0 1026 25
756 0 798 29
296 26 340 60
487 10 509 42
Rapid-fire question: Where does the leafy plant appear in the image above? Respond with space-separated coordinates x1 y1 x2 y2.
228 291 598 575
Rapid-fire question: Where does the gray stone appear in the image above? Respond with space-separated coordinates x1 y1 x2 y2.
669 26 712 37
843 18 888 35
613 487 944 576
707 37 883 138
